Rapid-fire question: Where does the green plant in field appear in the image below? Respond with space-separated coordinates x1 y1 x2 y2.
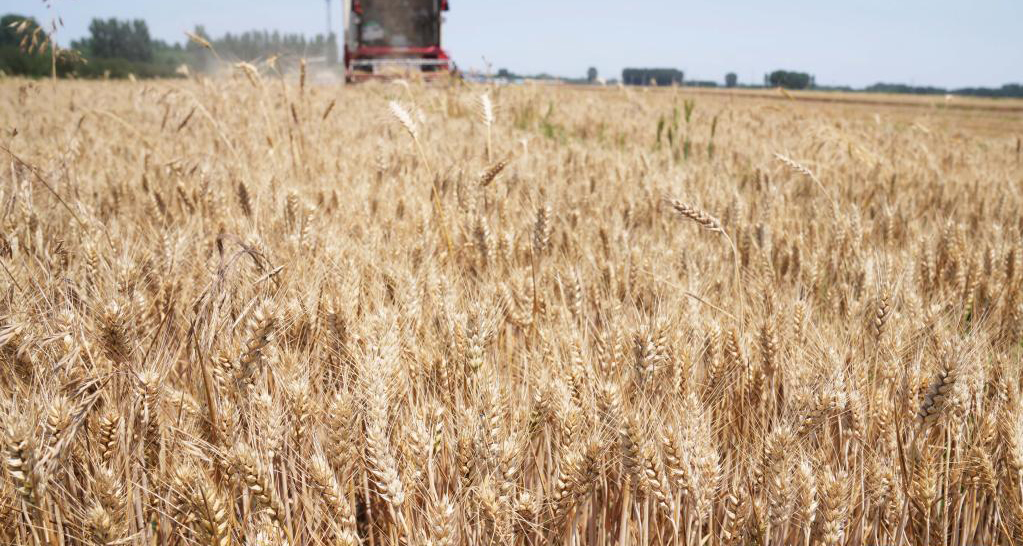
655 115 664 148
708 114 719 158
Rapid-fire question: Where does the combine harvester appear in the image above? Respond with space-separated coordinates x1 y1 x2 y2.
342 0 454 82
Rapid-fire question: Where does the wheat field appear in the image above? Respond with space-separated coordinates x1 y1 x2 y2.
1 74 1022 546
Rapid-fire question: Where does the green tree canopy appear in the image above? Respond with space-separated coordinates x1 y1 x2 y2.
1 14 45 48
75 18 153 62
0 14 55 76
622 68 683 86
766 70 813 90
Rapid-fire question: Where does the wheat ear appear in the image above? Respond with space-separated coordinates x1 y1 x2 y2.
665 196 745 326
389 100 454 255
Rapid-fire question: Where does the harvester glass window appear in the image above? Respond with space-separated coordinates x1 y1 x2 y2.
360 0 440 48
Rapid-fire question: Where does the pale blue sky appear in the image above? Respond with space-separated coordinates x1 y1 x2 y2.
10 0 1022 88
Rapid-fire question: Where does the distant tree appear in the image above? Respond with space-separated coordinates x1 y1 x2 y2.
0 14 52 76
767 69 812 90
79 18 153 62
1 14 43 48
622 68 683 86
587 66 597 83
497 68 511 79
725 72 737 88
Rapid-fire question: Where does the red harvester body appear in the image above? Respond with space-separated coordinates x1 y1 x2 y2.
343 0 453 82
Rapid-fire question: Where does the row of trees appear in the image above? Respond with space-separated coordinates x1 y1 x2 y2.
187 26 338 69
0 14 339 79
867 82 1023 99
73 18 154 62
618 68 1023 98
618 68 814 89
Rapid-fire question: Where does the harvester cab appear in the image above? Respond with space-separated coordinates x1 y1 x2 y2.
343 0 454 82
